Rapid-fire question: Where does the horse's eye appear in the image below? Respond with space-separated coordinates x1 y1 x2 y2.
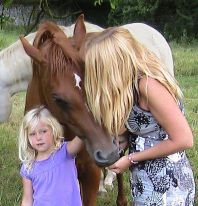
52 94 71 110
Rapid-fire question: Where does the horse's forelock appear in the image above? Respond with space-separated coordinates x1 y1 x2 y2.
33 30 53 49
33 21 60 49
42 41 82 76
32 22 83 76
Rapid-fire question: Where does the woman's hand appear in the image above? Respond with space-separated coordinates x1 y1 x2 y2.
108 155 131 174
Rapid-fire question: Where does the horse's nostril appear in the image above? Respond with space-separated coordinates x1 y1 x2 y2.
94 150 108 162
94 149 119 167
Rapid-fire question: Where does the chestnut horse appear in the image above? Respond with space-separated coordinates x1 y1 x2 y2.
20 20 121 206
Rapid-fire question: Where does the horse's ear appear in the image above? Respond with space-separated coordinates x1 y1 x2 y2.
20 36 47 64
73 14 86 49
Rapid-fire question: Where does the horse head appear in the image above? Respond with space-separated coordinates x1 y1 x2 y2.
20 15 119 167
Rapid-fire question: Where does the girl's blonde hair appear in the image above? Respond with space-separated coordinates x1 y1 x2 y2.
18 105 63 171
84 27 183 136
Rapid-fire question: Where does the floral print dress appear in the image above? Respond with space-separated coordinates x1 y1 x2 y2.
126 104 195 206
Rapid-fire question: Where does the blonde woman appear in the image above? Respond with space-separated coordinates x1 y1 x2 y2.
84 27 195 205
19 106 83 206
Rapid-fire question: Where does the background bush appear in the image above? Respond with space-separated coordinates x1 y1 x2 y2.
107 0 198 41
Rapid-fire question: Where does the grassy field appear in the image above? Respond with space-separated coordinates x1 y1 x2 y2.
0 31 197 206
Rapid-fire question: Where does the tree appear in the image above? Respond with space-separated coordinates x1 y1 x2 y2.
106 0 198 41
0 0 13 29
24 0 82 34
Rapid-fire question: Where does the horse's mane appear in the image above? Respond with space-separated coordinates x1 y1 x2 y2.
33 21 81 75
0 21 101 73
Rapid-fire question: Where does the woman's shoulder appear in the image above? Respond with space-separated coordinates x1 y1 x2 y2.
138 77 157 109
138 76 167 111
139 76 167 100
139 76 162 93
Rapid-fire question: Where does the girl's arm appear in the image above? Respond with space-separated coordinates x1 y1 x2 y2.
109 77 193 173
67 136 84 156
21 178 33 206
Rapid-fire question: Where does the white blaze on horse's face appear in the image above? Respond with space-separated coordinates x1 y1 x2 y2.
73 73 91 112
74 73 81 90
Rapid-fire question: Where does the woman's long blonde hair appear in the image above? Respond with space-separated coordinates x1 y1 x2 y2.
18 105 63 171
84 27 182 136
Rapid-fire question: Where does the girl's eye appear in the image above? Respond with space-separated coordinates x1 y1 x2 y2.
28 128 49 137
29 132 35 137
40 129 47 134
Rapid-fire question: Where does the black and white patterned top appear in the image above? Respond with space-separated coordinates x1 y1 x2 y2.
126 104 195 206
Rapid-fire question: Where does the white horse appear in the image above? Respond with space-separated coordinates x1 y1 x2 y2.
0 22 173 123
0 20 174 193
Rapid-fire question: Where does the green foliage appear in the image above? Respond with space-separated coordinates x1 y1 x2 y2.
0 15 14 27
0 0 14 30
157 0 198 41
108 0 158 26
92 0 119 9
1 0 198 41
107 0 198 41
2 0 13 8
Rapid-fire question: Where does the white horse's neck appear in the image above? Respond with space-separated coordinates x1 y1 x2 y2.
0 33 35 122
0 33 36 95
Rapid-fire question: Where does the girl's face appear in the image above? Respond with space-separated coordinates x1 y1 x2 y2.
28 120 55 160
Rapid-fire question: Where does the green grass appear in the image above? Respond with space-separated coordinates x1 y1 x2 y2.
0 31 197 205
172 42 198 205
172 40 198 76
0 93 25 206
0 27 24 50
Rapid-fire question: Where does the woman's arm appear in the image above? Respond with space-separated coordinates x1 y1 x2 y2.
134 77 193 161
109 77 193 173
21 178 33 206
67 136 84 156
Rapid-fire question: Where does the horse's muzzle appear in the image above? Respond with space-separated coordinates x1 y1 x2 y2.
93 140 120 167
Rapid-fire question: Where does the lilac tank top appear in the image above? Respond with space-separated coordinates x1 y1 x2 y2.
20 142 82 206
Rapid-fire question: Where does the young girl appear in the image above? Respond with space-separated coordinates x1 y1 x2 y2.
83 27 195 205
19 105 83 206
